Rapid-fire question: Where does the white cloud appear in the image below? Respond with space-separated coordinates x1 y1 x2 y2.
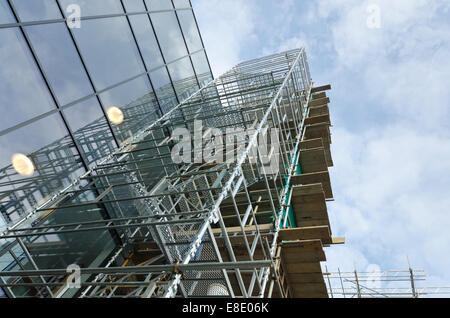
192 0 258 76
328 124 450 282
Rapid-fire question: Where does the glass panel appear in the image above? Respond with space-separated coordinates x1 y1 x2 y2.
26 23 93 106
191 51 212 86
123 0 145 12
100 76 159 142
0 28 56 132
173 0 190 8
128 13 164 69
23 202 116 272
167 56 198 100
63 98 116 166
177 9 203 53
0 113 85 226
58 0 123 16
70 17 145 90
145 0 173 11
150 67 178 114
0 0 15 23
11 0 61 21
150 11 187 63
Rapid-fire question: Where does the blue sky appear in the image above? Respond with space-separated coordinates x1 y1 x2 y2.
193 0 450 288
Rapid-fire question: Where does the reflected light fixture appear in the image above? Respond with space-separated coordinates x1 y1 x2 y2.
12 153 35 176
107 106 124 125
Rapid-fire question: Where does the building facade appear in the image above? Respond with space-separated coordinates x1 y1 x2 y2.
0 0 212 297
0 1 340 299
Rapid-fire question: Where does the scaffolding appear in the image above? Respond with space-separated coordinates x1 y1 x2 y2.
0 48 342 298
324 267 450 298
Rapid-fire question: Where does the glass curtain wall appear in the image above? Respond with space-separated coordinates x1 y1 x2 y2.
0 0 212 297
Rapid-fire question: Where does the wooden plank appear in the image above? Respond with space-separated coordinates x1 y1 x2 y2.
291 282 328 294
291 184 330 228
283 251 326 263
291 171 333 199
280 240 326 262
311 84 331 93
309 97 330 107
332 237 345 244
305 114 331 126
297 219 330 227
288 273 326 284
279 226 332 244
212 224 272 235
304 123 331 146
324 148 334 167
279 239 329 298
218 249 266 262
280 238 323 250
299 138 323 150
292 182 323 195
309 105 329 117
294 291 328 298
212 224 273 248
299 137 333 168
299 147 328 174
312 92 327 99
285 262 322 274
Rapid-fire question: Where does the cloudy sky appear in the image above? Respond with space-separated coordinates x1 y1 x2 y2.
193 0 450 290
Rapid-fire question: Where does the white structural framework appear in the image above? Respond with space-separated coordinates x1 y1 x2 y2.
0 49 314 298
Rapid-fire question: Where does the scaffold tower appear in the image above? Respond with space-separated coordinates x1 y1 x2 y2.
0 48 344 298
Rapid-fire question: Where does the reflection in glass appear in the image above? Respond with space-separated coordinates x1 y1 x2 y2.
173 0 191 8
107 106 124 125
167 56 199 100
0 113 84 224
123 0 145 12
145 0 173 11
63 97 116 166
0 28 55 132
100 76 159 142
70 17 145 90
150 12 187 63
11 154 35 176
0 0 215 298
59 0 123 16
26 23 93 106
150 67 178 114
11 0 61 22
128 13 164 69
23 203 116 281
191 51 213 87
177 10 203 53
0 1 14 23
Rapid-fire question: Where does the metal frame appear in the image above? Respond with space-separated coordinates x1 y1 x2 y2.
324 268 450 298
0 0 213 229
0 48 313 298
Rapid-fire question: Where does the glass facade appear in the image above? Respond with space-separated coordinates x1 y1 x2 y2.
0 0 212 297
